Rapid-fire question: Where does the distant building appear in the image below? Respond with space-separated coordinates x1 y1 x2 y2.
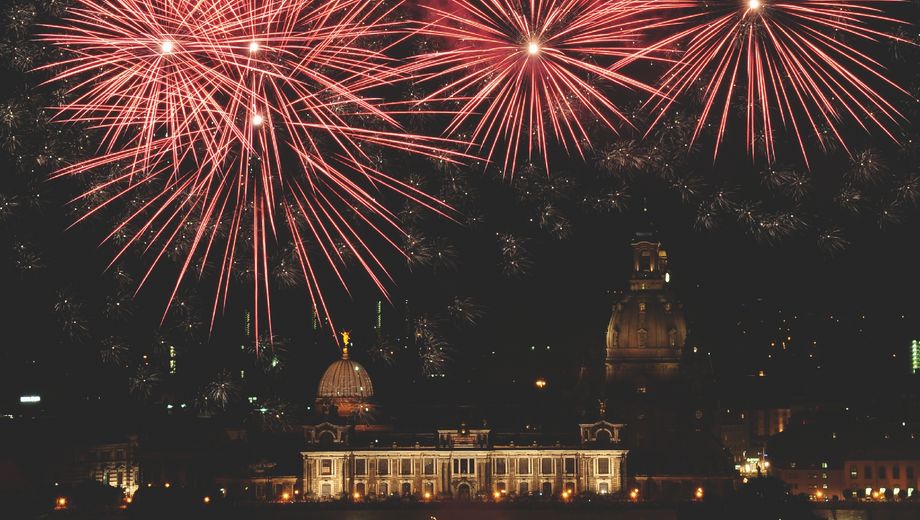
843 455 920 500
301 423 627 500
911 340 919 375
70 436 140 496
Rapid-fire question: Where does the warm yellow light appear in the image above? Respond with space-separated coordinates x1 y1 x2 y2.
203 496 211 504
695 487 704 499
164 482 171 488
56 497 67 508
281 492 291 501
249 41 260 53
493 491 501 499
748 0 761 9
424 492 432 499
815 490 824 500
527 41 540 56
252 114 264 127
535 378 547 389
629 489 639 500
125 496 133 504
353 491 361 500
161 41 174 54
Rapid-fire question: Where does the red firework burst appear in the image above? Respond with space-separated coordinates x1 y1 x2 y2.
39 0 463 341
647 0 911 167
402 0 675 175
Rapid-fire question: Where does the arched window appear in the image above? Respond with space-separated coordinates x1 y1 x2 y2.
595 429 612 444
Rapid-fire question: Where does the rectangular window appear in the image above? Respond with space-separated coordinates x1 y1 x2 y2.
460 459 469 474
423 458 435 475
400 459 412 476
424 482 434 495
893 465 900 479
564 458 576 474
518 458 531 475
378 459 390 476
355 459 367 476
320 459 333 476
850 465 858 479
321 483 332 496
519 482 529 495
494 458 507 475
879 466 887 479
598 482 609 494
597 458 610 475
541 458 553 475
865 466 872 479
907 467 915 479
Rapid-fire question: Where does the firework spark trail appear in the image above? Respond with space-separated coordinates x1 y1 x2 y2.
402 0 681 176
39 0 466 344
645 0 911 167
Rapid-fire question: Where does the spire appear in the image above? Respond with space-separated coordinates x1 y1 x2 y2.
340 331 351 359
630 205 668 291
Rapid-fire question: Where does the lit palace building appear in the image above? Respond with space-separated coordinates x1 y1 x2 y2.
294 225 732 501
302 344 627 499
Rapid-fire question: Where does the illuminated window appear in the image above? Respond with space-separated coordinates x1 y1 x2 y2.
424 482 434 495
598 482 609 494
379 482 388 496
320 459 333 476
564 458 576 474
518 458 531 474
597 458 610 475
850 466 858 479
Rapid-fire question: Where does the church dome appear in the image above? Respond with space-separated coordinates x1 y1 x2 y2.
607 291 687 352
605 233 686 385
316 349 374 400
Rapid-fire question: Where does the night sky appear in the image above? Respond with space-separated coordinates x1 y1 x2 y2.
0 0 918 425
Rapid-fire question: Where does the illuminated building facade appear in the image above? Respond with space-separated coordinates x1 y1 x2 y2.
71 436 141 497
301 423 627 499
912 340 919 374
843 456 920 500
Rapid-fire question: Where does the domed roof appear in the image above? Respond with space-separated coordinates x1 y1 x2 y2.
607 291 687 352
317 348 374 400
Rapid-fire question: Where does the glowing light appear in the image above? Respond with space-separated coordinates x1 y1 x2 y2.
629 489 639 500
493 491 501 499
748 0 761 10
19 395 41 403
535 378 547 389
164 482 171 488
248 41 260 53
527 41 540 55
251 114 264 127
160 40 174 54
203 496 211 504
424 492 432 499
56 497 67 509
353 491 361 500
695 487 704 500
